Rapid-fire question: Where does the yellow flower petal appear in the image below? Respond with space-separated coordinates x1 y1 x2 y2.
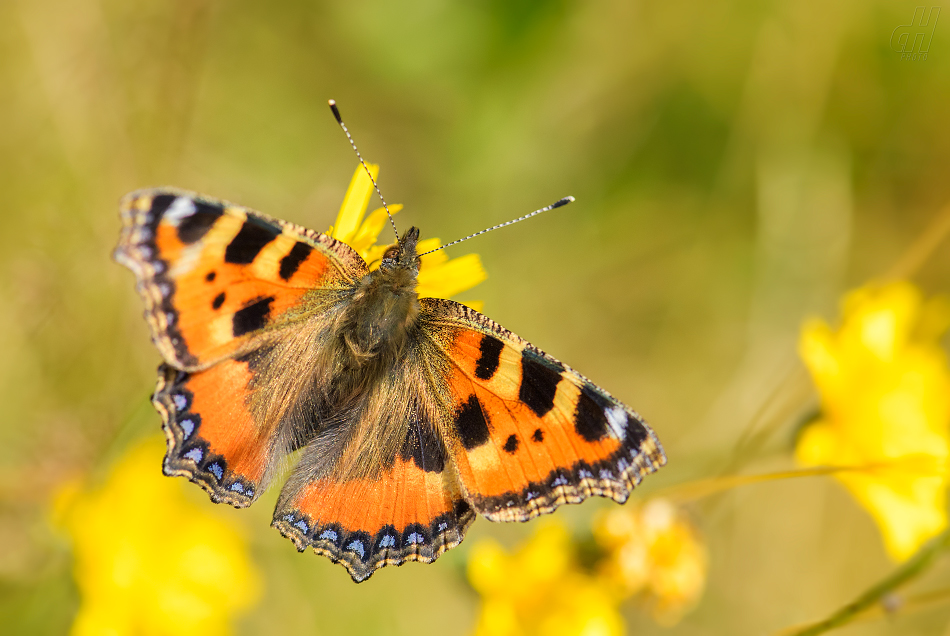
468 523 625 636
55 438 260 636
328 164 486 301
853 467 947 560
417 238 448 267
794 418 840 466
594 499 708 626
349 205 402 266
332 164 379 244
417 253 487 299
796 281 950 561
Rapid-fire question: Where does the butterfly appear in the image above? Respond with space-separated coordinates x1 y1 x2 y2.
114 183 666 582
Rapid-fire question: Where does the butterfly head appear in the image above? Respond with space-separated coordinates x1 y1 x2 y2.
380 226 421 275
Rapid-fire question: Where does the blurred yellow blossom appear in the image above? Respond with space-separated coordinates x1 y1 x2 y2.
331 164 486 308
796 281 950 561
468 523 625 636
52 437 260 636
594 499 708 625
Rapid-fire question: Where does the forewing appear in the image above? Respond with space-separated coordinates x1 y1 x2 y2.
114 188 366 371
421 298 666 522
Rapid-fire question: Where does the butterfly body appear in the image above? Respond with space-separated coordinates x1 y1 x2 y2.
337 226 421 364
116 187 666 582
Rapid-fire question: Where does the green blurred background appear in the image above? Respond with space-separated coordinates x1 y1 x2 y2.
2 0 950 634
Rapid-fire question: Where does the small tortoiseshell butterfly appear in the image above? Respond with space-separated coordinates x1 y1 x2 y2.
115 111 666 582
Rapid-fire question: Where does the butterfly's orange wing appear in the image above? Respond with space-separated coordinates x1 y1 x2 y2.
116 188 367 506
153 360 268 506
272 416 475 582
115 188 366 370
422 298 666 522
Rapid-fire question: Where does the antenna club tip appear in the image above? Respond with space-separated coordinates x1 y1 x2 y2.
328 100 343 124
552 196 575 209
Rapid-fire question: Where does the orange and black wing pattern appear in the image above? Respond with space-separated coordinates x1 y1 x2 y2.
116 187 666 582
152 359 270 507
115 188 366 506
272 417 475 582
422 298 666 522
114 188 366 371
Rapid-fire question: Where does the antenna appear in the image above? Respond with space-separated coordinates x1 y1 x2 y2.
417 196 575 257
328 99 400 241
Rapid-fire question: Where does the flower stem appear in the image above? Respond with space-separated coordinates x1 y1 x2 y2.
886 201 950 280
776 529 950 636
660 457 945 503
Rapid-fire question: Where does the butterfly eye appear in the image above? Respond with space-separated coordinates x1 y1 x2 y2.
380 245 400 270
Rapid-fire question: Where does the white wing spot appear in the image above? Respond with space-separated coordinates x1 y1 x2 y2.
164 197 197 226
605 405 628 440
179 418 195 438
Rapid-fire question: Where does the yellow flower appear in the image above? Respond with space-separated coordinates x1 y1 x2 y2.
331 164 487 309
796 281 950 561
594 499 708 626
468 523 625 636
52 437 260 636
